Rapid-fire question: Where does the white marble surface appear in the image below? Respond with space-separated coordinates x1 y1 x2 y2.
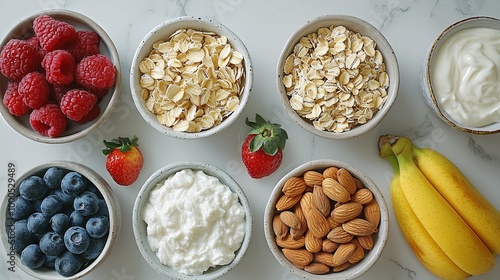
1 0 500 279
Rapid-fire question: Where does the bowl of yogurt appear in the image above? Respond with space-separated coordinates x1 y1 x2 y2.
421 16 500 134
132 162 252 279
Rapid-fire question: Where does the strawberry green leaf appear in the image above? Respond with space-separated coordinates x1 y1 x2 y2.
245 114 288 156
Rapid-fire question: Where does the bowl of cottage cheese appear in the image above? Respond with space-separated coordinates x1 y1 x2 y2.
132 162 252 279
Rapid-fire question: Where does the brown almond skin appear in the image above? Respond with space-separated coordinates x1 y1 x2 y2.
304 263 331 274
331 243 357 266
304 170 324 187
327 226 354 243
282 248 313 267
305 230 323 253
322 239 339 253
280 211 301 229
322 166 339 179
333 261 352 272
273 215 289 239
357 235 374 250
313 186 331 216
331 202 363 223
352 187 374 204
348 239 365 264
282 176 307 197
276 194 301 211
276 235 305 249
304 207 330 238
300 192 315 214
337 168 357 195
364 200 381 227
322 178 351 203
342 218 378 236
313 252 335 267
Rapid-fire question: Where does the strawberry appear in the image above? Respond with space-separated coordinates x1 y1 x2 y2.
241 114 288 179
102 136 144 186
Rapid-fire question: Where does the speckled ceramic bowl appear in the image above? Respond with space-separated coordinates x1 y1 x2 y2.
420 16 500 134
132 161 252 279
0 161 121 279
130 16 253 140
0 9 122 144
264 159 389 279
277 15 399 140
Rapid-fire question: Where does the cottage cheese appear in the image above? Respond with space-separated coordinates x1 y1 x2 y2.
142 169 246 275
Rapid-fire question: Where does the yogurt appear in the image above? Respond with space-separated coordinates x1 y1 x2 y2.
142 169 246 275
431 27 500 127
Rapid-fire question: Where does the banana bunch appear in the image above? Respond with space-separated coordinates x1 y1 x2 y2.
378 135 500 279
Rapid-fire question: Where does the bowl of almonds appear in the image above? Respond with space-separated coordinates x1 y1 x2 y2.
264 159 389 279
130 16 253 139
277 15 399 139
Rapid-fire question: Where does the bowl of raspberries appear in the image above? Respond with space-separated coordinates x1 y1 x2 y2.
1 161 121 279
0 9 121 143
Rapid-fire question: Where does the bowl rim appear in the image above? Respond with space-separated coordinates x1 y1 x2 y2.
264 159 389 279
276 14 399 140
132 161 253 279
129 15 253 140
0 9 122 144
0 160 121 280
424 16 500 135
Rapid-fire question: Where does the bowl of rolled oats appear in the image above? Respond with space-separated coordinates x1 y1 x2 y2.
277 15 399 139
130 16 253 139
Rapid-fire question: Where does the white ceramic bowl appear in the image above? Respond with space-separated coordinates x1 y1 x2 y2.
420 16 500 134
0 9 121 144
0 161 121 279
130 16 253 139
132 162 252 279
277 15 399 140
264 159 389 279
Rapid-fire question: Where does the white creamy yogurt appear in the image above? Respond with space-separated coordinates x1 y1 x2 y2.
142 169 246 275
431 27 500 127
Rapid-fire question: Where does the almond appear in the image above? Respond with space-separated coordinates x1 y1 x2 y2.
280 211 301 229
354 177 364 190
352 187 373 204
313 186 331 216
357 235 374 250
333 261 352 272
304 207 330 238
291 205 308 239
364 200 381 227
348 239 365 264
331 243 357 266
327 226 353 243
276 235 305 249
276 193 301 211
300 192 315 213
331 202 363 223
313 252 334 267
327 216 341 229
342 218 378 236
303 170 324 187
322 178 350 203
273 214 289 239
282 176 307 197
337 168 357 195
322 239 339 253
304 263 330 274
305 230 323 253
282 248 313 268
322 166 338 179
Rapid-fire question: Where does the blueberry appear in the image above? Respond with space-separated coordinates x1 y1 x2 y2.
82 237 106 261
19 176 47 201
64 226 90 254
55 250 83 277
27 212 50 235
94 199 109 217
52 189 75 207
61 172 86 195
69 210 87 227
10 196 32 220
13 219 37 254
85 216 109 238
39 231 65 256
43 254 57 269
50 213 70 234
20 244 45 269
32 199 43 212
43 167 65 189
86 183 102 198
73 191 100 217
41 194 62 216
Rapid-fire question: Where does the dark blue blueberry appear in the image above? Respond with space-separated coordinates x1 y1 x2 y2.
73 191 100 217
61 172 86 195
82 237 106 261
43 254 57 269
32 199 43 213
64 226 90 254
43 167 66 189
19 176 47 201
27 212 50 235
69 210 88 227
20 244 45 269
10 196 32 220
13 219 38 254
39 231 65 256
86 183 102 198
52 189 75 208
55 250 83 277
94 199 109 217
50 213 70 234
41 194 62 216
85 216 109 238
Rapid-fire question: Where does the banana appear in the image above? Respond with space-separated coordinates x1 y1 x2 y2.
412 145 500 254
390 136 495 276
380 142 470 280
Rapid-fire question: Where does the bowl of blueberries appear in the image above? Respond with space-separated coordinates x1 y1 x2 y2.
0 161 121 279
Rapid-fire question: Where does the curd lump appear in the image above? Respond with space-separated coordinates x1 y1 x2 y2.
431 27 500 127
142 169 245 275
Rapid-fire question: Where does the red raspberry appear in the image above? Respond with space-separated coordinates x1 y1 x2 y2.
29 103 67 137
60 89 97 121
66 30 100 62
76 105 100 124
50 83 72 104
42 50 75 85
18 72 50 109
2 81 31 116
0 39 41 80
75 54 116 90
25 36 46 61
33 15 77 51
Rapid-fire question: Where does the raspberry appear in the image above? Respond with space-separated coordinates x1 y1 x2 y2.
0 39 41 80
50 84 72 104
60 89 97 121
42 50 75 85
76 105 100 124
29 104 67 138
18 72 50 109
25 36 46 61
66 30 100 62
75 54 115 90
33 15 77 52
2 81 31 116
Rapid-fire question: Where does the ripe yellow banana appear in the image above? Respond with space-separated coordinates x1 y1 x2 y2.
380 143 470 280
390 136 495 276
411 145 500 254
